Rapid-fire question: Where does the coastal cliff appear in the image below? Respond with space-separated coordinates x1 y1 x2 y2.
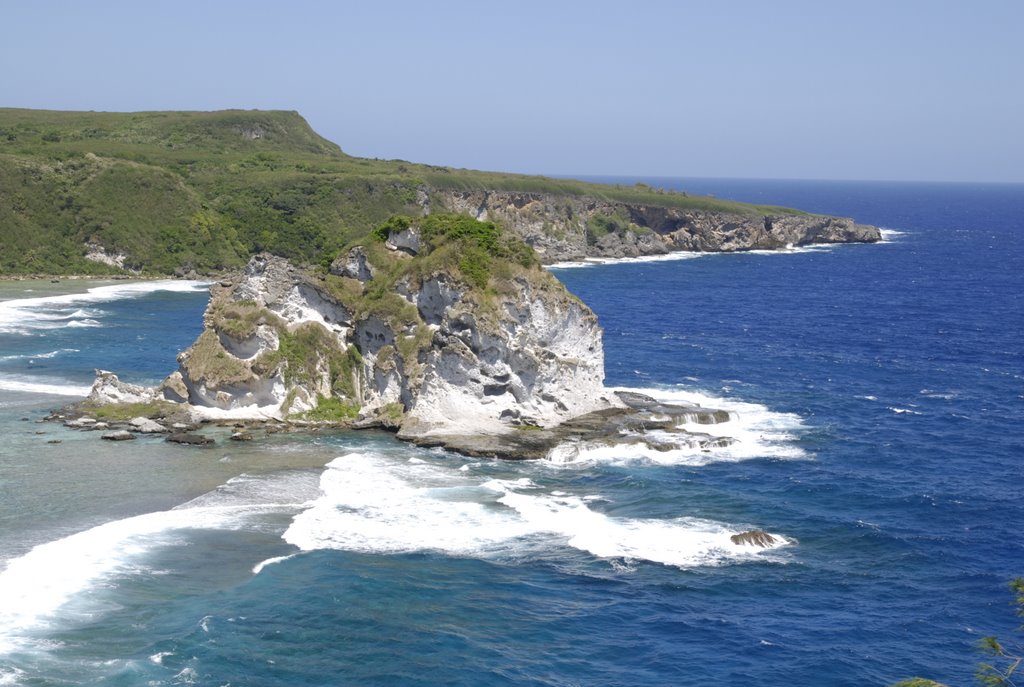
0 109 879 277
435 190 880 263
153 216 617 444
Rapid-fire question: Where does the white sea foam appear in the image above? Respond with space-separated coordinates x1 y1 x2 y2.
282 452 790 569
0 348 79 363
546 385 810 466
0 471 312 656
878 228 907 242
742 242 839 256
888 407 923 415
284 453 534 556
496 490 789 567
0 666 26 685
547 251 706 269
548 243 843 270
0 281 208 335
919 388 958 400
0 375 92 397
149 651 174 666
252 554 299 575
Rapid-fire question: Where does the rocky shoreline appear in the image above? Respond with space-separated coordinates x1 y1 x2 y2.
54 384 736 461
435 189 881 264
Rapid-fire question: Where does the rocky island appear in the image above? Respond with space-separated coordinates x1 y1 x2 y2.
73 215 752 460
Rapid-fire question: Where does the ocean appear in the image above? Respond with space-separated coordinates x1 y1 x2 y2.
0 178 1021 686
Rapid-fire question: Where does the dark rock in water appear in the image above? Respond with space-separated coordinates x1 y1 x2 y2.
101 430 137 441
615 390 731 424
730 530 777 547
20 417 30 422
47 439 62 444
402 395 737 461
166 433 214 445
229 431 253 441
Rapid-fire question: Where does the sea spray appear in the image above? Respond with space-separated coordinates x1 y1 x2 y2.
282 452 791 567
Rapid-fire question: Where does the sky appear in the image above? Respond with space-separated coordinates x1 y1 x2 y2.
2 0 1022 182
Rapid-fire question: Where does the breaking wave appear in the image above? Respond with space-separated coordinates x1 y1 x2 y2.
281 452 791 569
0 281 208 335
545 385 812 466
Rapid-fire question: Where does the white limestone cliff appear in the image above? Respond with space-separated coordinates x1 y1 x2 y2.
145 241 616 437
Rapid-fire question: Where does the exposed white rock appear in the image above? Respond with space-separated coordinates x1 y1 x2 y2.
268 283 350 333
159 370 189 403
402 276 611 436
87 244 619 446
129 416 168 433
158 248 617 434
65 416 97 428
217 323 279 360
84 243 130 269
87 370 157 405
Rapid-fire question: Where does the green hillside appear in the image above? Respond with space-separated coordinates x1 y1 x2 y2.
0 108 797 276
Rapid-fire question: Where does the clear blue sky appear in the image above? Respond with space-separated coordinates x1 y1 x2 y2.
3 0 1021 182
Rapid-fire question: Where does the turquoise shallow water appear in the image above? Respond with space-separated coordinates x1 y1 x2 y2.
0 179 1022 686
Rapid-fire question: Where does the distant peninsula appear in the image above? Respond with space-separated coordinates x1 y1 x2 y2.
0 108 879 277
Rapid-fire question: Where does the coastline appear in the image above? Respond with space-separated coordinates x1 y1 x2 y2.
1 178 1020 686
546 236 884 270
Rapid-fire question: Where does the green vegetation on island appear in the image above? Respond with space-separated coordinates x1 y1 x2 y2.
182 212 574 423
0 108 804 276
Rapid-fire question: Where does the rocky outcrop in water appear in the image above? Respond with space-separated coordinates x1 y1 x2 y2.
435 190 881 263
72 214 804 460
137 216 623 451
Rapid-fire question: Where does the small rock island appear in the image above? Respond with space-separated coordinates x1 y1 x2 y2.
76 214 765 459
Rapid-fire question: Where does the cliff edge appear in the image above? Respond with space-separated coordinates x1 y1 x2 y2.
435 190 880 263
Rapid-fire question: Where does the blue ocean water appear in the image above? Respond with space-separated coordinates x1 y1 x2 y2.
0 179 1022 686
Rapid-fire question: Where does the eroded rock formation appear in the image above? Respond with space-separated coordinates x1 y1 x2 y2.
145 217 621 447
435 190 881 263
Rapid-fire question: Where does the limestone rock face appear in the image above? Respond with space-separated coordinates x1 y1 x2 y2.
168 255 344 416
436 190 880 263
385 227 422 255
162 249 614 438
398 275 612 438
87 370 157 405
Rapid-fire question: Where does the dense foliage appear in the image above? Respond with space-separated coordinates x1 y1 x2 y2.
0 108 799 276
